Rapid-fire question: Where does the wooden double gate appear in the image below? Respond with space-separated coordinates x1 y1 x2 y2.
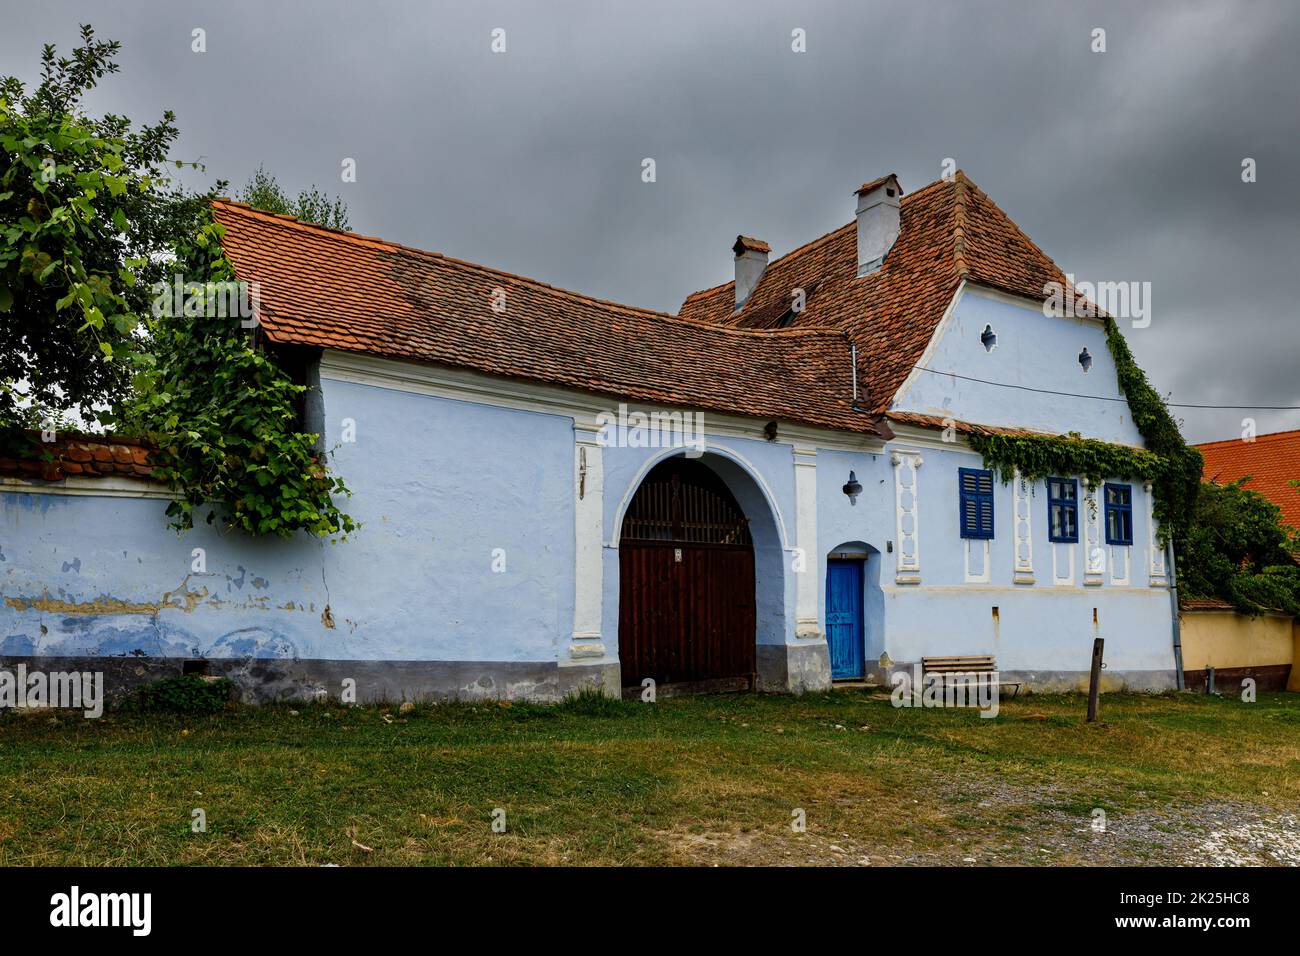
618 458 756 690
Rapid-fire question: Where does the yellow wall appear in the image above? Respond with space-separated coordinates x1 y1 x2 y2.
1292 621 1300 692
1180 610 1294 670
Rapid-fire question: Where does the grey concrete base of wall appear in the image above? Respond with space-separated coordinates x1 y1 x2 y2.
755 642 832 694
882 662 1178 694
0 655 622 706
1000 668 1178 693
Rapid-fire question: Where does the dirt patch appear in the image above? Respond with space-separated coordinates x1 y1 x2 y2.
661 785 1300 867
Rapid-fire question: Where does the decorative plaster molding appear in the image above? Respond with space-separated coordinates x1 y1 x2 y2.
570 423 606 660
1081 477 1104 587
891 450 923 584
1145 481 1167 587
1012 470 1035 585
793 445 820 638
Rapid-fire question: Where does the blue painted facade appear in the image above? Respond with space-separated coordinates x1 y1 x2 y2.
0 283 1178 700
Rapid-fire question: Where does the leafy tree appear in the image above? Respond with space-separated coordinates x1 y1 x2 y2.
0 25 213 436
238 165 350 231
1181 478 1300 616
3 26 354 539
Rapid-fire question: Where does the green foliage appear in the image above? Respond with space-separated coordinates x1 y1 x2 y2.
0 25 215 433
0 26 354 539
238 165 349 231
968 318 1201 550
129 674 232 714
551 686 641 717
1179 479 1300 616
122 211 357 538
1101 318 1203 547
968 430 1164 487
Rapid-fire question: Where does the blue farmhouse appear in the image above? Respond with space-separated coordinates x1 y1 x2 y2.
0 172 1179 702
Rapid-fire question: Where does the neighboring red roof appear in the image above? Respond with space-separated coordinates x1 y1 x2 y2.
212 200 879 435
1195 429 1300 529
1181 598 1237 612
0 433 156 482
677 171 1071 413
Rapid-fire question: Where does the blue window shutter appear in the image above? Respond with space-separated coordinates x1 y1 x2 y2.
959 468 995 539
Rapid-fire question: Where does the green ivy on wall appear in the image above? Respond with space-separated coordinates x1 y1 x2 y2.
967 317 1201 549
121 211 357 539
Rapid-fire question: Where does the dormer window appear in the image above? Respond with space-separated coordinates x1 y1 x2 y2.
980 325 997 352
1078 347 1093 372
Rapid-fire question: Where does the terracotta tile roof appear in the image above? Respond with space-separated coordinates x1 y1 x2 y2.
733 236 770 254
677 171 1071 414
1181 597 1238 611
211 200 881 435
1195 429 1300 529
0 433 157 482
886 411 1061 440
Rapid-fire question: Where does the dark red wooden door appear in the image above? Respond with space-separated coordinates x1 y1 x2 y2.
618 459 756 688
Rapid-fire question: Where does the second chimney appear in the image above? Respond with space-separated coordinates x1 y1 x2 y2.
855 174 902 276
733 235 770 311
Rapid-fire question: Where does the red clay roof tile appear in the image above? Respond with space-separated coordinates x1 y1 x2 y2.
212 200 879 435
678 172 1070 415
212 171 1070 437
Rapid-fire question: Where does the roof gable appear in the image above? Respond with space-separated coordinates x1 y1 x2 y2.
677 172 1070 412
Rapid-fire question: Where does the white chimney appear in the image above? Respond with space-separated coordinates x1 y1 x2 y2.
855 174 902 276
732 235 770 311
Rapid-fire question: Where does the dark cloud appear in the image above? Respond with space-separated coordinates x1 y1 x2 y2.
5 0 1296 442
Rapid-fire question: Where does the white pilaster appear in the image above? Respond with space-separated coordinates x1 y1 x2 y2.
567 421 606 659
1013 469 1035 584
892 451 923 584
793 445 821 639
1081 477 1104 587
1145 481 1167 587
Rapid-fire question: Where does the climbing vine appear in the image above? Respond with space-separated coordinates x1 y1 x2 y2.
120 209 357 539
967 318 1201 549
1101 317 1203 546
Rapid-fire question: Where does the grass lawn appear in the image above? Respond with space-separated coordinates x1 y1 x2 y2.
1 689 1297 866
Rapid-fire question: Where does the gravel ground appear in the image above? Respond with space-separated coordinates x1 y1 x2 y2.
668 784 1300 867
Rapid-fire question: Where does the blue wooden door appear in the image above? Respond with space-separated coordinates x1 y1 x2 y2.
826 559 865 679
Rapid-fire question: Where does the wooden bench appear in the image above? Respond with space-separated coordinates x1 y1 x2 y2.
921 655 1021 698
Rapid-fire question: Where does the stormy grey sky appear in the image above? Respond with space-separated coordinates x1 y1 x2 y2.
6 0 1298 443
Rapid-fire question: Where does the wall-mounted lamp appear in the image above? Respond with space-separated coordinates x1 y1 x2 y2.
842 470 863 505
763 420 779 442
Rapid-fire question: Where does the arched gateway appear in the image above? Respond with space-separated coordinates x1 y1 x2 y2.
617 454 774 692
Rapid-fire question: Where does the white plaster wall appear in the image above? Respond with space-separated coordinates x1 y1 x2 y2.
891 286 1145 446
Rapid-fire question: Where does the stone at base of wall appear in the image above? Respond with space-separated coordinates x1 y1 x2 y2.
0 655 621 706
1182 663 1291 694
880 663 1179 694
755 642 832 694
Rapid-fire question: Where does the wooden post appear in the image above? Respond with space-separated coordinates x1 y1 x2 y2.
1086 638 1104 722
